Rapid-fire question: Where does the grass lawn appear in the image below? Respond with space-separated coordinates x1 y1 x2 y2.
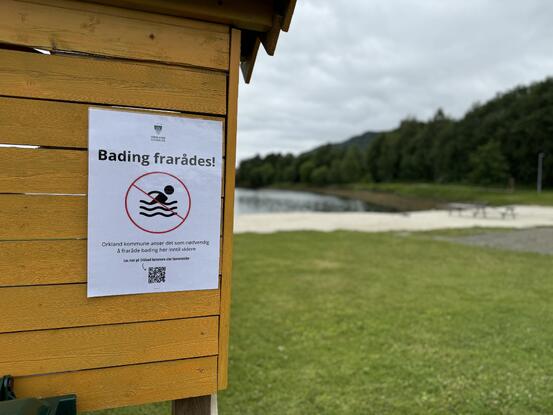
89 230 553 414
356 182 553 206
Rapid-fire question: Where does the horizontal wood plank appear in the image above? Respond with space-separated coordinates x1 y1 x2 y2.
0 49 226 114
25 0 229 33
87 0 274 32
0 237 224 287
0 317 218 377
0 240 86 286
0 147 86 194
0 284 219 333
0 146 224 196
0 193 224 243
0 195 86 240
0 97 226 148
0 0 229 70
0 97 88 147
14 356 217 412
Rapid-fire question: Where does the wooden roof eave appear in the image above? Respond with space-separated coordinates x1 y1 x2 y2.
243 0 296 83
83 0 296 83
240 33 261 84
281 0 297 32
85 0 275 32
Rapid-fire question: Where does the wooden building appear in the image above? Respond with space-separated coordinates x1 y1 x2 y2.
0 0 295 413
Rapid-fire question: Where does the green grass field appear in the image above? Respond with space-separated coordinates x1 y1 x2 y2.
357 182 553 206
90 230 553 415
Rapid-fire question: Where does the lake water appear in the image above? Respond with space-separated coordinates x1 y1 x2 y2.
235 188 388 215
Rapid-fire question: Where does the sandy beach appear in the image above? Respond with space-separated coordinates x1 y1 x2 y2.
234 205 553 234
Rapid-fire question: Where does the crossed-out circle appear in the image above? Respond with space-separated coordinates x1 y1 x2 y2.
124 171 191 234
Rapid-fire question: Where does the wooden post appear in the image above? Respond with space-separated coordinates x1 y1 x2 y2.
172 394 217 415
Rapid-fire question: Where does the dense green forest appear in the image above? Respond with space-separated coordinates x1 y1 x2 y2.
237 77 553 188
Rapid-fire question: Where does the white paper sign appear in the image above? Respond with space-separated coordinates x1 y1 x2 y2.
87 108 223 297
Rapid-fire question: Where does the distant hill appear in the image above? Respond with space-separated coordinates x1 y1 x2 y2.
305 130 381 155
236 129 383 188
237 76 553 188
334 131 381 150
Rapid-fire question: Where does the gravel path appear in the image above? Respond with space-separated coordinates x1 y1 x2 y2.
444 227 553 255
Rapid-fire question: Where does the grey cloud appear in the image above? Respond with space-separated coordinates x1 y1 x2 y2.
237 0 553 161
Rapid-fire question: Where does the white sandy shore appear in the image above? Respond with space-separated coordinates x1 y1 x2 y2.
234 205 553 234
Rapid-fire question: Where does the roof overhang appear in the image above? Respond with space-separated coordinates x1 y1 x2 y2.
84 0 296 83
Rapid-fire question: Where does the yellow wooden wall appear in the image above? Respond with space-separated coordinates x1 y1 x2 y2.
0 0 238 411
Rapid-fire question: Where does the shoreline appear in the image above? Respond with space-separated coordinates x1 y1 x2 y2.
239 182 553 211
304 186 441 211
264 185 442 212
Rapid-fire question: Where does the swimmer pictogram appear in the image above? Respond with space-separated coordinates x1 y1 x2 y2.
125 172 191 234
139 185 178 217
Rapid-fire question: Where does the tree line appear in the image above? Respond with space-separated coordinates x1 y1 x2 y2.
237 77 553 188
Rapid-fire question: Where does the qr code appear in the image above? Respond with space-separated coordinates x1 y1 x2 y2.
148 266 166 284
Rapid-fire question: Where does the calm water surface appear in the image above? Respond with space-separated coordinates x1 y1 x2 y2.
235 188 389 215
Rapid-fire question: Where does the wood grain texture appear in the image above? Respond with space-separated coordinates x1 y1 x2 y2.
0 238 224 288
0 147 86 194
0 195 86 240
0 317 218 377
14 356 217 412
0 49 227 114
217 28 240 391
0 0 229 70
0 6 231 410
0 136 225 195
0 97 88 147
0 97 226 148
87 0 274 32
0 239 86 287
0 195 225 242
24 0 229 33
0 284 219 333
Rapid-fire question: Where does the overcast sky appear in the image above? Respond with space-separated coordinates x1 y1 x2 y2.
236 0 553 161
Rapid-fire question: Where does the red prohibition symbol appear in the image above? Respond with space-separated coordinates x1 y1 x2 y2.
124 171 191 234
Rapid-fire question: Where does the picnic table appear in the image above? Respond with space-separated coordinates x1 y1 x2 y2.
447 203 516 219
448 203 488 217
